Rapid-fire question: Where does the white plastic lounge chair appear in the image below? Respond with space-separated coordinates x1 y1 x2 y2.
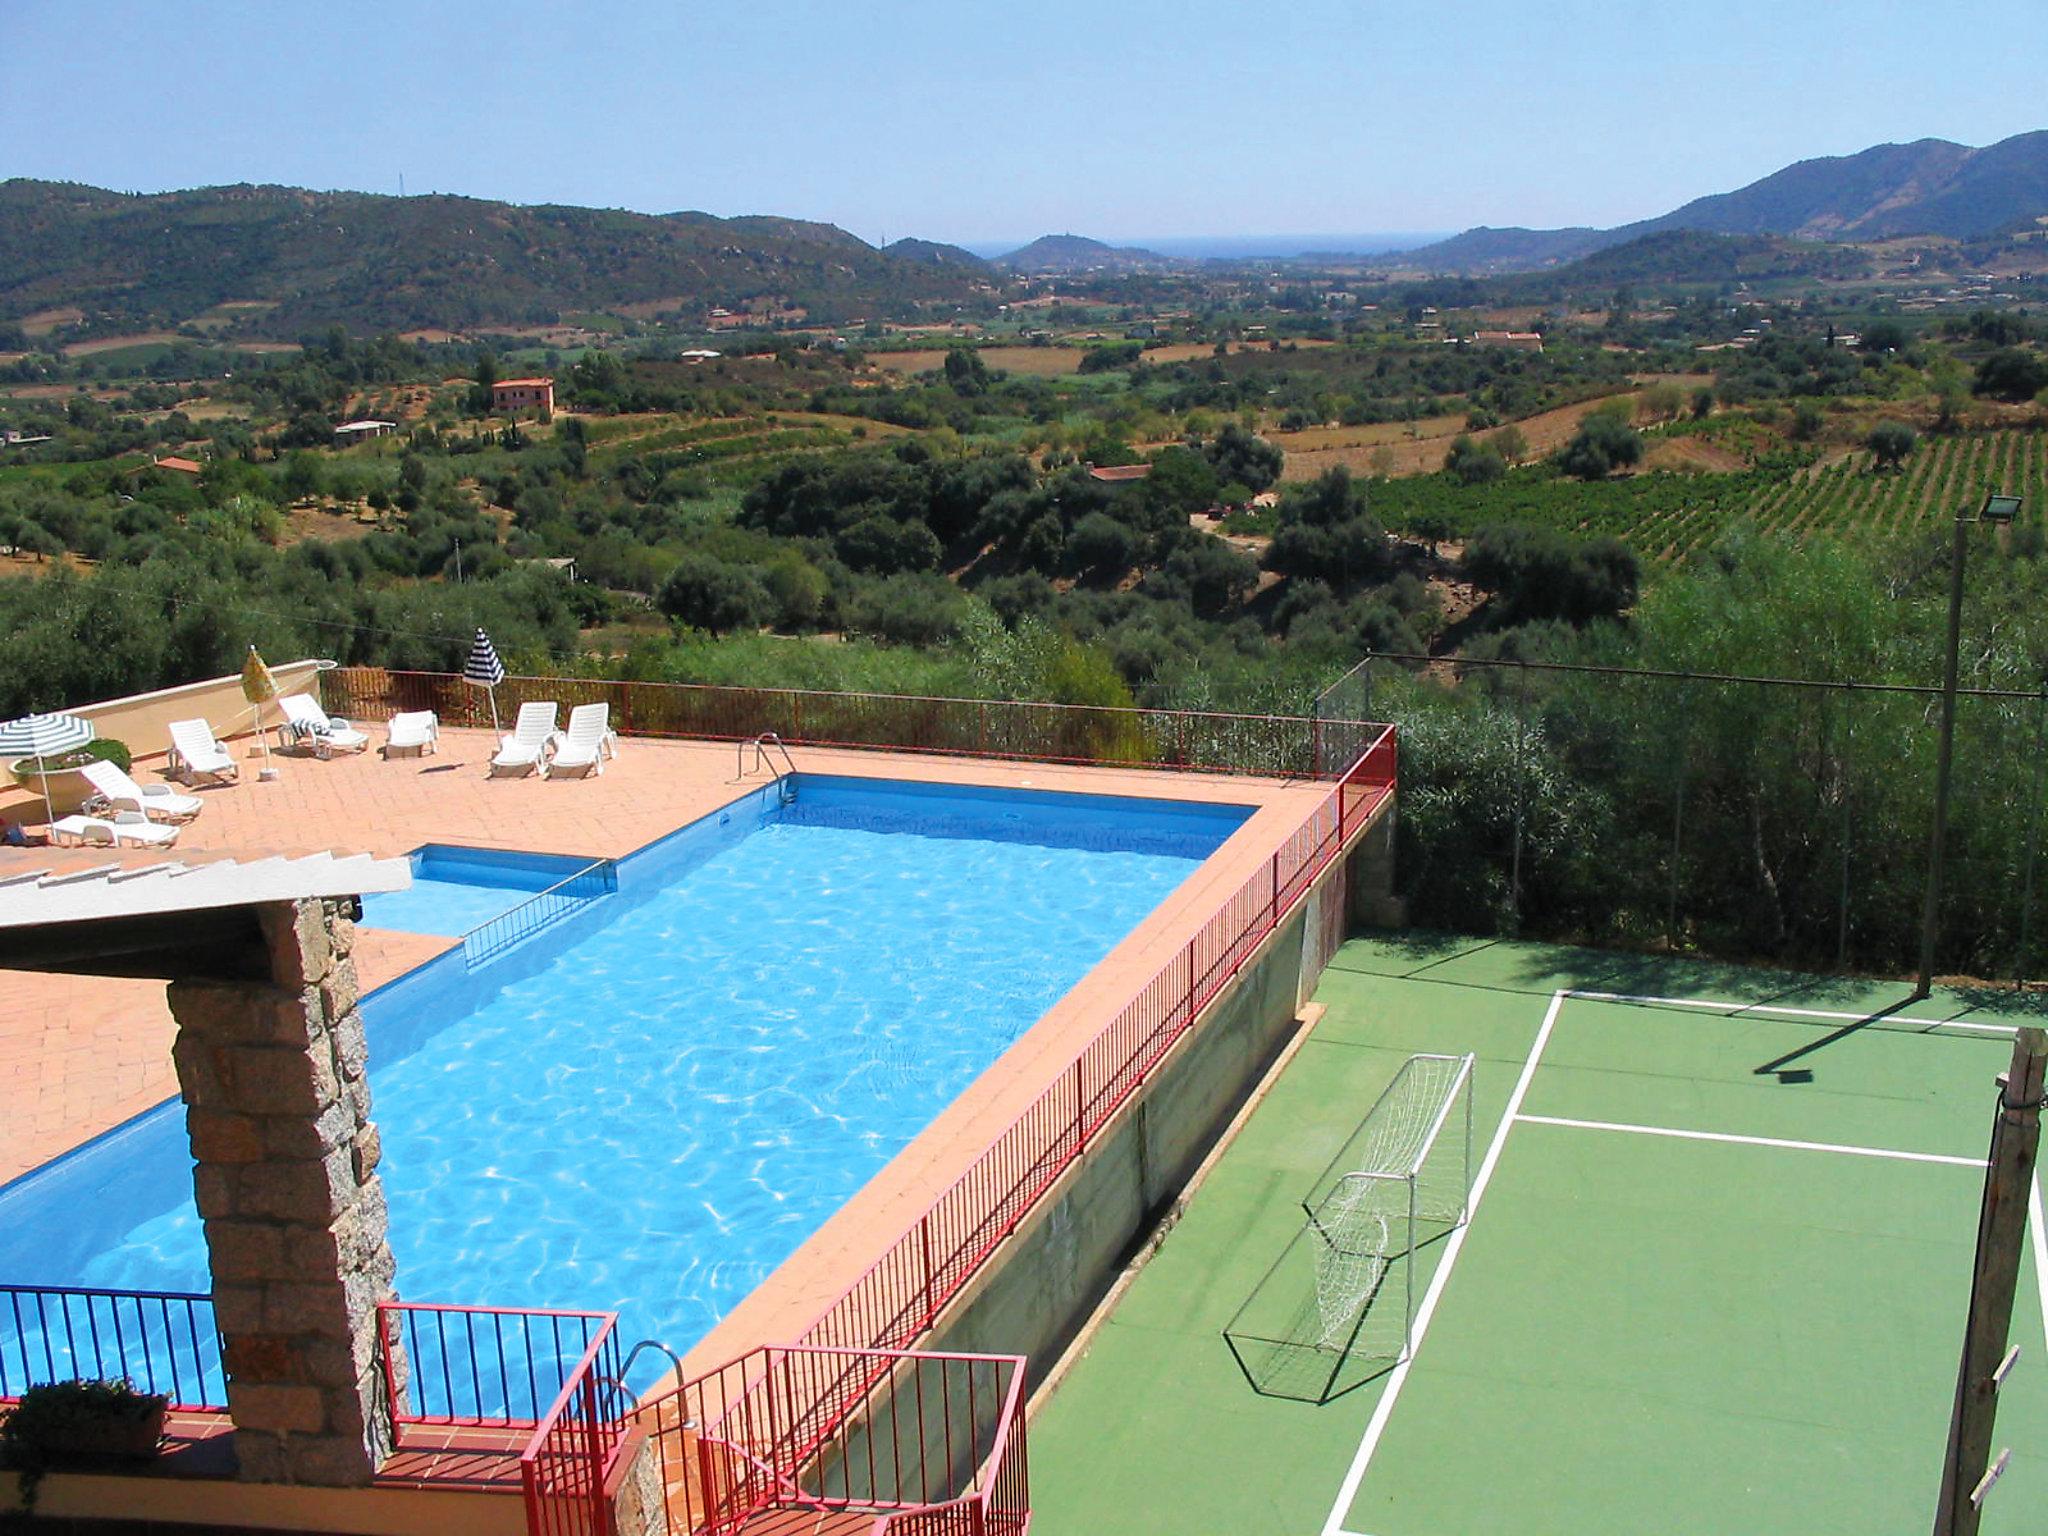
77 759 203 822
167 718 239 786
278 693 369 757
50 812 180 848
383 711 440 759
490 702 557 777
547 703 615 779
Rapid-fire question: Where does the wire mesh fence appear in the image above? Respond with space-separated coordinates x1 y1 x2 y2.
1327 652 2048 983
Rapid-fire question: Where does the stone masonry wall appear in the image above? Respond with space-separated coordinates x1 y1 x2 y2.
166 898 403 1486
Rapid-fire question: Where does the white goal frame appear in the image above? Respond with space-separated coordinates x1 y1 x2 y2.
1302 1051 1475 1363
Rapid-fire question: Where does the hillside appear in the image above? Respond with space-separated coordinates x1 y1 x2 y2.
995 234 1184 274
0 180 992 337
882 237 991 272
1403 129 2048 273
1539 230 1876 286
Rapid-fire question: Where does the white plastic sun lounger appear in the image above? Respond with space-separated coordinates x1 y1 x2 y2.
77 758 203 821
383 710 440 758
490 702 557 777
167 718 239 785
278 693 370 757
547 703 615 779
50 812 180 848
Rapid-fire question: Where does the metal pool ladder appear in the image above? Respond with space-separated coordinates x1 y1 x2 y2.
739 731 798 802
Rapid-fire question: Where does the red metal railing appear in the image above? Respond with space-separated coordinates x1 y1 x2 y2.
645 1346 1027 1536
320 668 1373 781
521 1316 631 1536
796 728 1395 1358
0 1285 225 1411
378 1301 619 1436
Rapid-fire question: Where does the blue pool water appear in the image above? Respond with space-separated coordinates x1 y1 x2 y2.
0 777 1249 1357
360 844 601 937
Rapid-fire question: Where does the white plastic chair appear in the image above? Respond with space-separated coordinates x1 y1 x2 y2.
383 711 440 759
167 719 238 786
490 702 557 777
278 693 369 757
547 703 615 779
78 759 203 821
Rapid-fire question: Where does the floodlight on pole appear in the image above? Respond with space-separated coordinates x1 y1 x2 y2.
1915 492 2023 1001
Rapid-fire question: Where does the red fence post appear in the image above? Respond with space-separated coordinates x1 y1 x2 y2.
1073 1059 1087 1152
919 1215 936 1326
579 1372 606 1536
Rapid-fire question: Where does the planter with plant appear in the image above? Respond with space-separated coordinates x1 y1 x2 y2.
5 738 133 815
2 1379 168 1513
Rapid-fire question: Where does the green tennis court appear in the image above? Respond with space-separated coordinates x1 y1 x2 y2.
1028 935 2048 1536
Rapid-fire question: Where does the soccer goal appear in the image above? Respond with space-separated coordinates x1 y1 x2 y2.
1301 1052 1475 1364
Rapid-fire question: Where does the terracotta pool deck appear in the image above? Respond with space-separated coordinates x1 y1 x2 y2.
0 726 1336 1371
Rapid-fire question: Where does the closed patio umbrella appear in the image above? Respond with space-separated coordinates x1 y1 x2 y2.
463 628 506 735
0 711 94 827
241 645 280 780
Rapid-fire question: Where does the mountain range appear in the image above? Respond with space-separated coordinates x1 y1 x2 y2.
4 129 2047 339
0 181 990 338
1399 130 2048 273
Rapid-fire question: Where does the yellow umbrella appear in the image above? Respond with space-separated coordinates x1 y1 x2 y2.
241 645 280 780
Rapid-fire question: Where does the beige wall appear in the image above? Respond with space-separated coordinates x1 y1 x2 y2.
61 657 330 768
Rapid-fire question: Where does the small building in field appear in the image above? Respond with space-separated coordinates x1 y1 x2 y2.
332 419 397 445
1471 330 1544 352
490 377 554 415
130 454 203 476
1087 463 1152 485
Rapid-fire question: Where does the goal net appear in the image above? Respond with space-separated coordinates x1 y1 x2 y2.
1302 1052 1474 1363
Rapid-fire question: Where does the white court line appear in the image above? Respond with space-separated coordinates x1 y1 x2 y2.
1332 1176 2048 1536
1317 989 1568 1536
1515 1113 1986 1168
1565 987 2016 1036
2032 1175 2048 1355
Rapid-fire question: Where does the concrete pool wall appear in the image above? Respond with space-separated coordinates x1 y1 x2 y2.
919 816 1374 1379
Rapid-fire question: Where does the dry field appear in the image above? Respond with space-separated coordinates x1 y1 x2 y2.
1275 390 1647 481
280 504 379 546
18 309 82 337
62 332 183 357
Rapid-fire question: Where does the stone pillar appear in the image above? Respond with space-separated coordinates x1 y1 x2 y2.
167 897 401 1486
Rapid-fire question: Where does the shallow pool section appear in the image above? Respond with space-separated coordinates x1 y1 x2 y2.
0 776 1251 1356
359 844 600 938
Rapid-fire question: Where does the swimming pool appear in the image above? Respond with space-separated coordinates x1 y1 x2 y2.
0 775 1251 1359
359 844 604 938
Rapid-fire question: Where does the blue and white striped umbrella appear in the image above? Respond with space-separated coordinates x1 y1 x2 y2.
462 629 506 733
462 629 506 688
0 712 94 826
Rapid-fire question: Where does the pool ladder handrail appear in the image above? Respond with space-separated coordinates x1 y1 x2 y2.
740 732 798 802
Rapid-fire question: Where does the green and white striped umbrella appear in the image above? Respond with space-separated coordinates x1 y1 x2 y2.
0 712 94 826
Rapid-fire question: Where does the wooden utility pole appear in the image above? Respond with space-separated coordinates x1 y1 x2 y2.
1933 1025 2047 1536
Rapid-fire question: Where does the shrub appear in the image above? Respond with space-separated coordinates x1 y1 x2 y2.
1556 413 1643 479
1866 420 1917 471
655 554 774 636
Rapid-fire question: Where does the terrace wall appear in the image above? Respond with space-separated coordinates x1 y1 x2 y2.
68 657 326 763
920 830 1365 1375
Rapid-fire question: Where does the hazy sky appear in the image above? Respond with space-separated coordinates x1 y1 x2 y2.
7 1 2044 245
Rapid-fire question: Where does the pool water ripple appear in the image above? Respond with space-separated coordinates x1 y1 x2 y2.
37 801 1235 1356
